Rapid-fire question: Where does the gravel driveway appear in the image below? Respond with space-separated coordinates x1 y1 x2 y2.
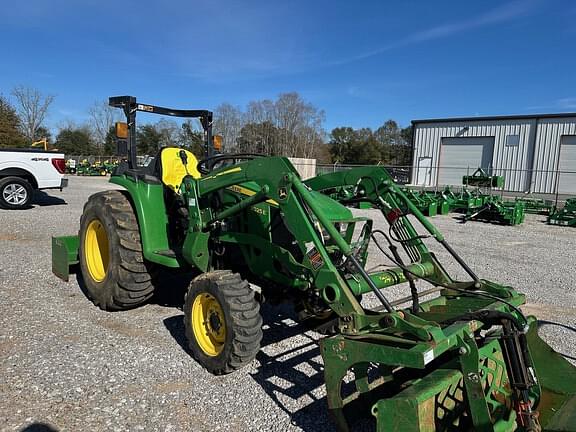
1 176 575 432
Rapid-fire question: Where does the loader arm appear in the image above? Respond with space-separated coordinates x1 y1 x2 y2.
182 157 462 340
304 167 576 431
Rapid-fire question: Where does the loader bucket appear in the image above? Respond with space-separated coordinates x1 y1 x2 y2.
527 320 576 431
325 319 576 432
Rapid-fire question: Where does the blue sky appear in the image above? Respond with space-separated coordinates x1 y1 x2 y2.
1 0 575 132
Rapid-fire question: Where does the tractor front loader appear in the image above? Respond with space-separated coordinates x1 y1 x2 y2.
52 96 576 431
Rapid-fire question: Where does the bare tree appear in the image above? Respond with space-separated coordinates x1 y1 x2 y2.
213 103 243 152
213 92 325 158
154 119 181 147
274 92 324 158
244 100 275 154
11 85 55 143
88 100 120 152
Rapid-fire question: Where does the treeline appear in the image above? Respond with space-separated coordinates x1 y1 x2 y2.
0 86 413 165
329 121 412 165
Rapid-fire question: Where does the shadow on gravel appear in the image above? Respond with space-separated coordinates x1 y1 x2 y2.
538 320 576 361
19 423 59 432
75 265 192 310
163 314 191 355
260 303 309 348
162 301 306 358
163 301 374 431
149 269 194 308
33 190 67 207
250 303 374 432
251 303 333 432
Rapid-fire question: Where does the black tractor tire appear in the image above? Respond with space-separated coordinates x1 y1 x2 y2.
78 190 155 311
184 270 263 375
0 176 33 209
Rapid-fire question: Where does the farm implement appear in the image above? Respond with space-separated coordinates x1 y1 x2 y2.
511 197 554 215
402 167 527 225
462 168 505 188
76 159 108 176
402 188 449 216
465 195 526 226
52 96 576 431
548 198 576 227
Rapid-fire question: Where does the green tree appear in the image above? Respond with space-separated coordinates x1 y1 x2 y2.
401 125 413 144
179 120 205 157
329 127 356 163
136 124 162 155
313 142 332 164
104 126 116 155
55 127 94 155
0 96 26 148
34 126 53 145
328 127 381 165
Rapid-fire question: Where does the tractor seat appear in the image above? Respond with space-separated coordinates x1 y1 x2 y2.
159 147 201 193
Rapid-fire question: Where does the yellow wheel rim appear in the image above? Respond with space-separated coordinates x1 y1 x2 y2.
84 219 109 282
191 293 226 356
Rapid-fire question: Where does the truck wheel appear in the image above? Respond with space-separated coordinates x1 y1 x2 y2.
79 190 155 310
184 271 263 375
0 176 33 209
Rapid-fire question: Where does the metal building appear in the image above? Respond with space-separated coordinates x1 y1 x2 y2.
410 113 576 194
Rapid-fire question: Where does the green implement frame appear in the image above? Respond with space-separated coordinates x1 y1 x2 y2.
462 168 505 188
512 197 554 215
402 188 439 216
466 195 526 226
548 198 576 227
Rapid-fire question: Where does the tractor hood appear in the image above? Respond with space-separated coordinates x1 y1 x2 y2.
307 189 353 222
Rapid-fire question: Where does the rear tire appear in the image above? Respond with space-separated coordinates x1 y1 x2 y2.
184 270 263 375
0 176 33 209
79 190 155 310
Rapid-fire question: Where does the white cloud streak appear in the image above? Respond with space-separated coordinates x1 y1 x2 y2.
324 0 540 67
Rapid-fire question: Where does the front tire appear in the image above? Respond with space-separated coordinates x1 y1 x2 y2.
0 177 33 209
184 271 263 375
79 190 155 310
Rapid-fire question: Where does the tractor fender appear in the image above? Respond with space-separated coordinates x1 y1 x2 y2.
110 176 180 268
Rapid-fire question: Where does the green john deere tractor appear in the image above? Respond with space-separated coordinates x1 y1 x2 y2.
52 96 576 431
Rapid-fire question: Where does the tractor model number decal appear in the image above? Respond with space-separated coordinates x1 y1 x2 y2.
378 274 394 285
226 185 279 206
251 206 266 216
306 247 324 270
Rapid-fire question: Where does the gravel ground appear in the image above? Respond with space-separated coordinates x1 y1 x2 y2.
1 176 575 432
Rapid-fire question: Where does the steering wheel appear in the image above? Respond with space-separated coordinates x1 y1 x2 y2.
197 153 265 175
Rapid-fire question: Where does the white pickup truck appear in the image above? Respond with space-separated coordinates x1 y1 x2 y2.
0 149 68 209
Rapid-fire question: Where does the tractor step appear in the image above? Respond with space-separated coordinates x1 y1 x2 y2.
155 249 178 258
52 235 79 281
154 249 178 258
